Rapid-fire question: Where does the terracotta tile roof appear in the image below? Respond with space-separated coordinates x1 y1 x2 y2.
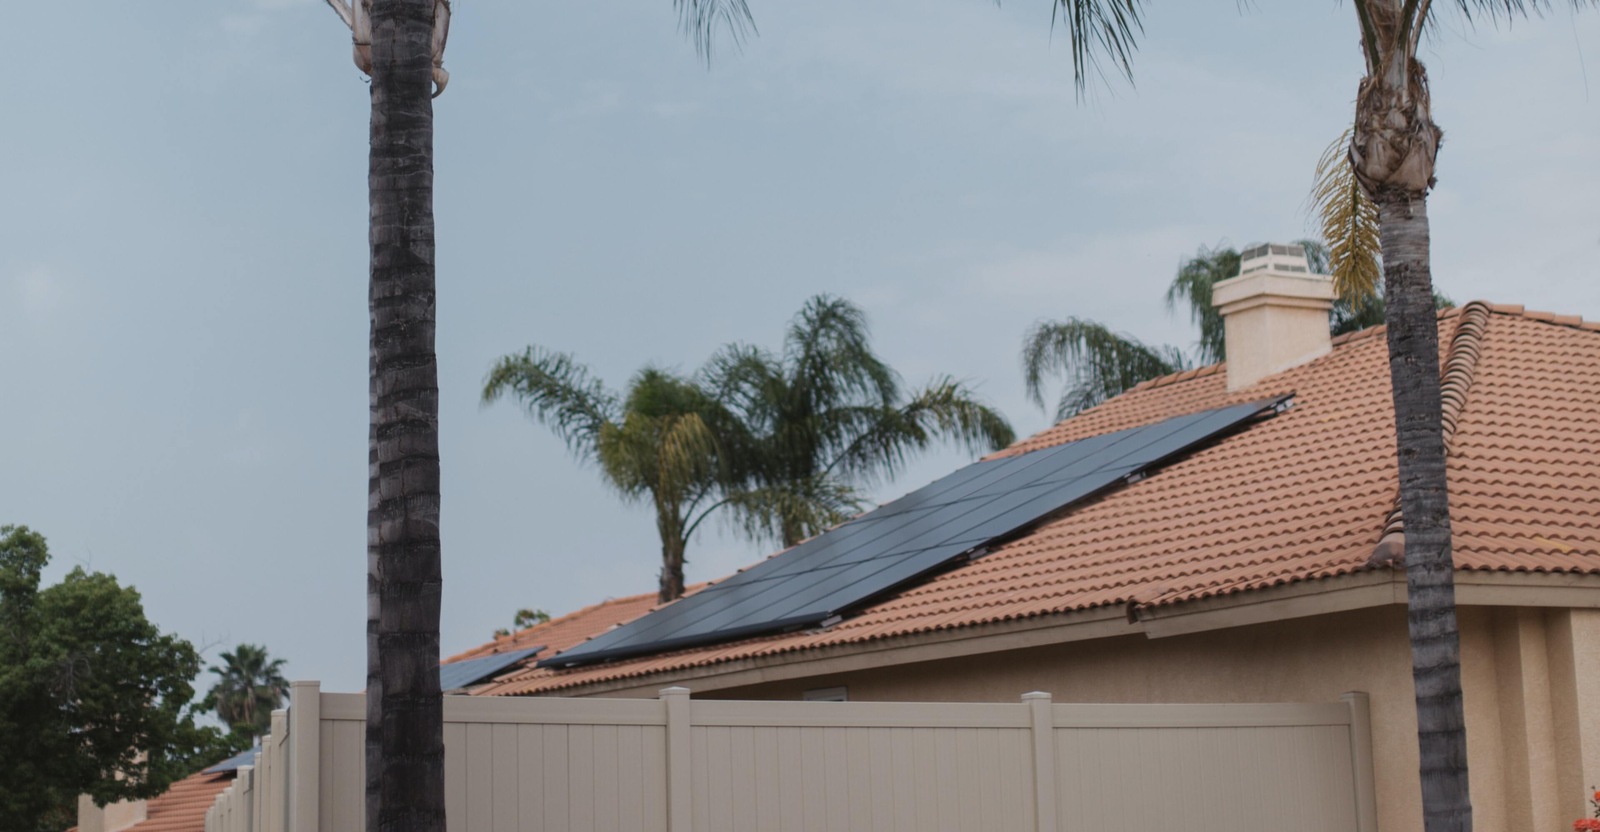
445 587 705 665
102 770 235 832
473 303 1600 696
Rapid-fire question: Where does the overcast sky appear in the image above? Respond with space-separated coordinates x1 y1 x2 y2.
3 0 1596 693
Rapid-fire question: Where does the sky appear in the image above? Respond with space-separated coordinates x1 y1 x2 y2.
2 0 1596 694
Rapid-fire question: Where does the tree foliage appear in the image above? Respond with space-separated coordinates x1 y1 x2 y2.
0 525 228 832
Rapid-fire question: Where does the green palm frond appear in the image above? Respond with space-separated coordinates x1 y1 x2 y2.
719 476 866 548
1022 318 1186 421
1311 128 1382 302
598 369 725 501
1164 245 1239 364
675 0 756 65
1052 0 1148 95
482 347 618 462
827 378 1015 482
785 295 900 412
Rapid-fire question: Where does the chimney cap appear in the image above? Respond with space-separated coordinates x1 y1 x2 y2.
1237 242 1311 277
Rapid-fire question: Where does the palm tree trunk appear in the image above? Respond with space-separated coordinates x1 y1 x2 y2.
1375 191 1473 832
658 535 687 603
366 1 445 831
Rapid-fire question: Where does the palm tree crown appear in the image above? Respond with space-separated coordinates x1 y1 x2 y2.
706 295 1016 547
201 644 288 739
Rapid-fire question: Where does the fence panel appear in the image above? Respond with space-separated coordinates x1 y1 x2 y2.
207 684 1375 832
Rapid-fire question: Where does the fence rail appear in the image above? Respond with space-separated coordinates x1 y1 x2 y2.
208 684 1377 832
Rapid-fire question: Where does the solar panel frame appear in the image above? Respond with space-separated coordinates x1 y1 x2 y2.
542 396 1288 668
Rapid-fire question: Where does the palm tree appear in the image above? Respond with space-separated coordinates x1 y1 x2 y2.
1024 239 1422 418
1326 6 1595 827
483 356 740 603
486 296 1014 597
323 1 753 828
703 295 1016 547
201 644 289 739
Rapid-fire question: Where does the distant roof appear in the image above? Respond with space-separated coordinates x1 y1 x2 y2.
470 303 1600 696
105 770 235 832
446 589 700 664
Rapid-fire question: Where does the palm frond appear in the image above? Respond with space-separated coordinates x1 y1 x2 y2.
827 379 1015 482
1164 245 1238 364
1310 128 1383 302
674 0 757 65
1022 318 1186 421
1295 238 1331 276
719 477 866 548
482 347 618 462
1052 0 1148 96
785 295 900 411
597 369 726 501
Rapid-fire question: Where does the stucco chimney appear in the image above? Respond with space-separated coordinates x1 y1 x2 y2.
1211 243 1335 391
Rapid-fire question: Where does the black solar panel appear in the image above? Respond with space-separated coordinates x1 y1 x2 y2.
438 646 543 692
542 396 1287 668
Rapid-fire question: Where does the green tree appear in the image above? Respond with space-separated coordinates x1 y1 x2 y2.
200 644 289 741
701 295 1016 548
493 608 552 639
0 525 224 832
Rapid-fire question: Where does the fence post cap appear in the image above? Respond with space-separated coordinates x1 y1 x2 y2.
659 686 691 698
1021 691 1052 701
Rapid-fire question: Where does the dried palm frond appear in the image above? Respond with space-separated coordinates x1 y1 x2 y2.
1310 127 1382 301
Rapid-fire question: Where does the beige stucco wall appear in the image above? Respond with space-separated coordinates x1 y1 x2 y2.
687 604 1598 832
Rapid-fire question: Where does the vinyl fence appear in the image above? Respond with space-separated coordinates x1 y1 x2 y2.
209 682 1378 832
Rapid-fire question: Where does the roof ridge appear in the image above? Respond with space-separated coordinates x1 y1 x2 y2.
1126 362 1224 393
1369 300 1493 565
1483 301 1600 333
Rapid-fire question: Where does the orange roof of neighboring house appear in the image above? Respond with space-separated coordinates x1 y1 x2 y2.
446 587 705 665
473 303 1600 696
93 770 235 832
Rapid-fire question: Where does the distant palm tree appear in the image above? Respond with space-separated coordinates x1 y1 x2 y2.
1022 317 1188 420
486 296 1014 598
201 644 288 739
483 359 735 603
703 295 1015 547
1027 239 1452 419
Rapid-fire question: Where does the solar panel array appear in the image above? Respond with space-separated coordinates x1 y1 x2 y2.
543 397 1286 669
439 645 544 692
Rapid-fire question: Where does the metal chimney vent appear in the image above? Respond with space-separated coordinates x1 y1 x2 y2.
1238 243 1311 277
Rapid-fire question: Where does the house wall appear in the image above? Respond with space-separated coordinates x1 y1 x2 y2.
694 604 1599 832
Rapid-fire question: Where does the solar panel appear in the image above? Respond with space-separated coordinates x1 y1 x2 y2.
438 646 544 692
204 744 261 773
542 396 1288 669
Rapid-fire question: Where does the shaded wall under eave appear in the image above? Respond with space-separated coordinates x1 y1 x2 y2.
700 603 1600 832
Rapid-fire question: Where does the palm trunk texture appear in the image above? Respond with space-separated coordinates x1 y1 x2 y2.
1377 191 1473 832
366 1 445 831
656 534 688 604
